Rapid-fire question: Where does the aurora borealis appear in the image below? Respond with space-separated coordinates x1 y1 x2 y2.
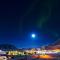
0 0 60 48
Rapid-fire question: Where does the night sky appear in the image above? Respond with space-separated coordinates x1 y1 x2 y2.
0 0 60 48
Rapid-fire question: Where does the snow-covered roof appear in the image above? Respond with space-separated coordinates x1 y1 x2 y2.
0 50 6 54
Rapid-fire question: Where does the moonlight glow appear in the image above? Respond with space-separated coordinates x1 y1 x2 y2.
32 34 36 38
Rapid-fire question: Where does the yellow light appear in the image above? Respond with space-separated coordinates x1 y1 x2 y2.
53 49 60 53
39 55 53 59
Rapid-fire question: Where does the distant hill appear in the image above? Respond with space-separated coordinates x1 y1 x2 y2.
45 39 60 50
52 39 60 46
54 39 60 45
0 44 17 51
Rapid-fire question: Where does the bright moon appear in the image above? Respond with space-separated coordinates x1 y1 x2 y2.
32 34 36 38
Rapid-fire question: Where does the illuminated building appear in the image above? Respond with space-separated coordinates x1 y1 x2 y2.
7 50 25 55
0 50 7 60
